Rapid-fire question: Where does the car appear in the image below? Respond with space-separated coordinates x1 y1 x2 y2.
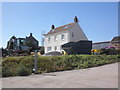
43 51 63 56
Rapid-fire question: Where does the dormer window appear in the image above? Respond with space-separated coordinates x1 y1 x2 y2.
61 34 65 40
64 25 69 29
52 29 55 32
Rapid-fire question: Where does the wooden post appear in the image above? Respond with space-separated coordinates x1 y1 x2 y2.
34 50 38 74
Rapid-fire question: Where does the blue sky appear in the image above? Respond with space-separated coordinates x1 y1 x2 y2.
2 2 118 48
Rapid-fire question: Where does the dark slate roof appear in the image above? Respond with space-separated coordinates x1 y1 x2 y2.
93 41 111 44
26 35 38 42
111 36 120 43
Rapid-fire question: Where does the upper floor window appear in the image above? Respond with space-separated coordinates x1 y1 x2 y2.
72 32 74 37
61 34 65 40
48 37 51 42
54 36 57 41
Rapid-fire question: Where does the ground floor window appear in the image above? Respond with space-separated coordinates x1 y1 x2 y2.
54 46 57 51
47 47 51 51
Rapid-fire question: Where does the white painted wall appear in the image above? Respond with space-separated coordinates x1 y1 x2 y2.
44 31 69 53
69 23 88 42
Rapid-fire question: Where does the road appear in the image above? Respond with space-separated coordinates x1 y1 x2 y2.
2 63 118 88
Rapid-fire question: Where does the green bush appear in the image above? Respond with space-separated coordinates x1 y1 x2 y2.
2 56 32 77
100 49 120 55
2 57 21 77
2 67 13 77
37 56 55 73
16 65 31 76
2 55 120 77
19 56 34 73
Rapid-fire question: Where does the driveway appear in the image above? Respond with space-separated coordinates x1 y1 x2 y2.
2 63 118 88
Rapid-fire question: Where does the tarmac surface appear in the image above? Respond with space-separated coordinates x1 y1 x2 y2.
2 63 118 88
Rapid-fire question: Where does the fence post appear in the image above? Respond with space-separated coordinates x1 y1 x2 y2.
34 50 38 74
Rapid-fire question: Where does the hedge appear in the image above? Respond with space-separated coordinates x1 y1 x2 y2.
2 55 120 77
100 49 120 55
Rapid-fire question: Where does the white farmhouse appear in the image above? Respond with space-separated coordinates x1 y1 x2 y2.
44 16 88 53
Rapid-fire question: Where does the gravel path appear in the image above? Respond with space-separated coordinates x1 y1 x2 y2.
2 63 118 88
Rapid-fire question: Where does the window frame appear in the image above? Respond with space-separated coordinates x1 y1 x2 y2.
54 46 57 51
47 47 51 51
48 37 51 42
61 34 65 40
54 36 57 41
72 32 74 37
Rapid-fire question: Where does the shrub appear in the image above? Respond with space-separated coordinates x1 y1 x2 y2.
19 56 34 73
2 56 33 77
100 49 120 55
36 56 55 73
2 55 120 77
2 67 13 77
2 57 21 77
16 65 31 76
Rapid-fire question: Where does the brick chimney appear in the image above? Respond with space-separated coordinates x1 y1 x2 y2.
74 16 78 23
30 33 32 36
51 25 55 30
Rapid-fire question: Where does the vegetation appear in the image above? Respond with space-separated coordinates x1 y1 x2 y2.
100 49 120 55
91 48 120 55
2 55 120 77
16 65 31 76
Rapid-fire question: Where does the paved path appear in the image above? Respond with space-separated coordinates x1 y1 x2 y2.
2 63 118 88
